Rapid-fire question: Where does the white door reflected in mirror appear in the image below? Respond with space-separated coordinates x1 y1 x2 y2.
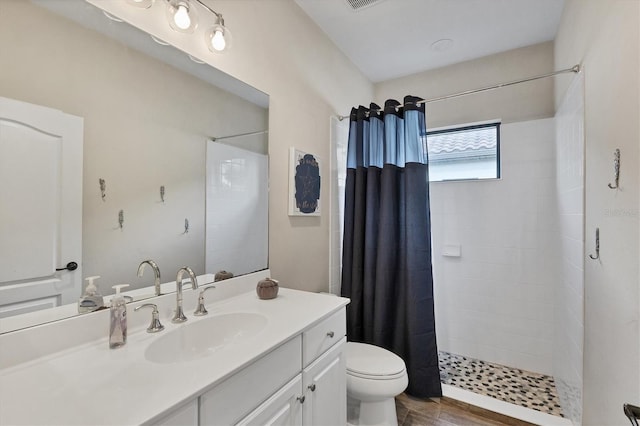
0 97 83 318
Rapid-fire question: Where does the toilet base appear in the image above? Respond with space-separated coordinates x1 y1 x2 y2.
347 394 398 426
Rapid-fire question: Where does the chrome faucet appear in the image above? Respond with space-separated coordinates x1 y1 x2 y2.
173 266 199 323
194 285 216 316
134 303 165 333
137 259 162 296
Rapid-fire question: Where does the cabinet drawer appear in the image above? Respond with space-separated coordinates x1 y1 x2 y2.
200 335 302 426
302 308 346 367
236 374 303 426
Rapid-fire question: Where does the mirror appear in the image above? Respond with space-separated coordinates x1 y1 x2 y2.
0 0 269 333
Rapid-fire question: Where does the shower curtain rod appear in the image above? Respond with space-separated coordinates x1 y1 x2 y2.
210 129 268 141
336 64 581 121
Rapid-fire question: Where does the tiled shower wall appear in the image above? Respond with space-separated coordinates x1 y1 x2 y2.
431 118 558 376
553 73 584 425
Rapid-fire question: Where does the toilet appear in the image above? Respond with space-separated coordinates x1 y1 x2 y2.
346 342 409 426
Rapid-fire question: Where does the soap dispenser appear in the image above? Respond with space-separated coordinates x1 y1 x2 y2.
78 276 104 314
109 284 129 349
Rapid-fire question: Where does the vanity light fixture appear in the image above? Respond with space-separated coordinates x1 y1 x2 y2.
125 0 155 9
166 0 198 33
126 0 233 52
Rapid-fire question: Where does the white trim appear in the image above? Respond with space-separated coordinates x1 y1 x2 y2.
442 384 573 426
428 118 502 133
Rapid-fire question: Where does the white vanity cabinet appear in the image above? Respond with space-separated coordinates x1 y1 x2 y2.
302 338 346 425
194 308 347 426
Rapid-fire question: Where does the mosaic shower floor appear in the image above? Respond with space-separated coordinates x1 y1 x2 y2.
438 351 564 417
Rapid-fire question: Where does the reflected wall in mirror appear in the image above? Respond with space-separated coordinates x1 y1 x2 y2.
0 0 269 332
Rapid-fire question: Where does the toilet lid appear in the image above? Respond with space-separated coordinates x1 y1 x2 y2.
346 342 406 378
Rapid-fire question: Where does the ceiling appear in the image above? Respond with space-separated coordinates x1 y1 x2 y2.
295 0 565 82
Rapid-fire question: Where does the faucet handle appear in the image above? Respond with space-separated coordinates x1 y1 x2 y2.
194 285 216 316
134 303 165 333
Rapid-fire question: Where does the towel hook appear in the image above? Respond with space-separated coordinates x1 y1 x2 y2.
118 210 124 229
183 218 189 234
160 185 165 203
99 178 106 201
589 227 600 260
608 149 620 189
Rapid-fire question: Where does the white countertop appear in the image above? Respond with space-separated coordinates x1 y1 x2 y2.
0 288 348 425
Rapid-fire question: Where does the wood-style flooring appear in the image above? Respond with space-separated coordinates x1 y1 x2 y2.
395 393 537 426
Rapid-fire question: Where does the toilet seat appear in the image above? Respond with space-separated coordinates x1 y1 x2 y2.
346 342 407 380
347 369 407 380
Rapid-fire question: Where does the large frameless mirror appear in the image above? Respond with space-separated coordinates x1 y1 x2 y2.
0 0 269 333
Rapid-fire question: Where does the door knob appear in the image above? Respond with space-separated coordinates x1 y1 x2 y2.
56 262 78 272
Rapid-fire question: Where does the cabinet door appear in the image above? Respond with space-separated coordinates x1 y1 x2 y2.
303 338 346 426
236 375 303 426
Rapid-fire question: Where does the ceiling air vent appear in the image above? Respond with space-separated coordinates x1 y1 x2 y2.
344 0 386 11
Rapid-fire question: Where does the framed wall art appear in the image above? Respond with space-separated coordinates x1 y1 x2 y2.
288 147 321 216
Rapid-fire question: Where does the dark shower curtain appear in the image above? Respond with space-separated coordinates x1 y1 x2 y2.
341 96 441 398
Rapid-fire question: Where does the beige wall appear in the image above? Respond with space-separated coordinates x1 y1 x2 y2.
375 42 555 129
555 1 640 424
91 0 374 293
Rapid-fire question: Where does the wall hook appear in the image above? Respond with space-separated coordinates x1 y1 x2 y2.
589 227 600 260
160 185 165 203
608 149 620 189
183 218 189 234
99 178 106 201
118 210 124 229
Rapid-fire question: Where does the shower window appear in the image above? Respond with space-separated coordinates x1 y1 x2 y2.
426 121 501 181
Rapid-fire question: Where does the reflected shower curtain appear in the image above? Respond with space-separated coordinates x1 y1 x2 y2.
341 96 441 397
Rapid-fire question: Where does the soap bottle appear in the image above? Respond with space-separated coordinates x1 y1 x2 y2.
78 276 104 314
109 284 129 349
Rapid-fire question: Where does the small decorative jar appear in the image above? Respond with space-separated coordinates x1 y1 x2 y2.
256 278 279 300
214 270 234 281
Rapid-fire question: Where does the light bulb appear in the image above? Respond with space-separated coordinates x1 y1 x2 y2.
173 4 191 30
211 29 226 51
166 0 197 33
206 16 232 53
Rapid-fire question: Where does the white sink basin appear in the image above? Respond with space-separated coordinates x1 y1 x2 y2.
145 313 268 364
